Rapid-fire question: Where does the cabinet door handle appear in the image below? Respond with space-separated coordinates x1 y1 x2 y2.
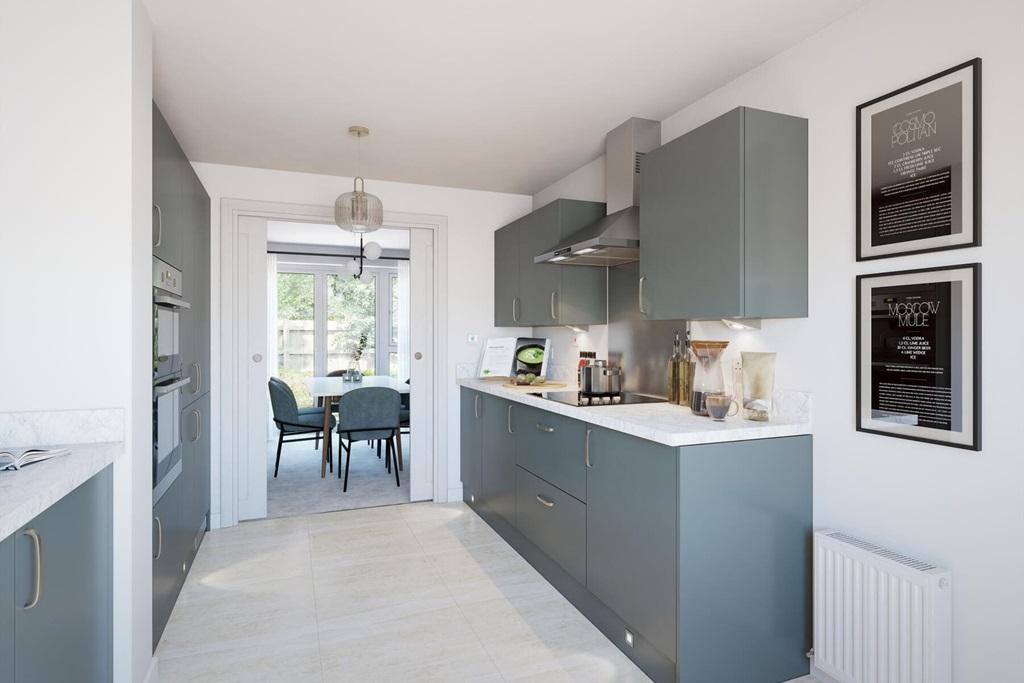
512 297 520 323
536 423 554 433
535 494 555 508
21 528 43 610
192 409 202 442
638 276 647 315
474 394 481 419
153 204 164 248
192 362 203 395
507 404 513 434
550 291 557 320
154 516 163 560
584 428 592 468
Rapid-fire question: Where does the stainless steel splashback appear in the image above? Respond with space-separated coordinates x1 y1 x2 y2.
607 261 686 398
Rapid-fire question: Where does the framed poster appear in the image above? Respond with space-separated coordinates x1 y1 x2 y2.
856 59 981 260
857 263 980 450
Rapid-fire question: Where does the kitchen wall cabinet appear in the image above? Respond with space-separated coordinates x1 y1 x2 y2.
153 106 188 270
493 199 608 327
639 106 807 320
181 167 211 403
480 395 516 527
3 467 112 683
586 426 678 662
459 387 812 683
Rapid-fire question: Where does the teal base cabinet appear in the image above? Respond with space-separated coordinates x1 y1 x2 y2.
460 388 812 683
1 467 112 683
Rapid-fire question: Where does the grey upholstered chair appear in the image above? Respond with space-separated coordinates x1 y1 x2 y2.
336 386 402 491
268 377 337 477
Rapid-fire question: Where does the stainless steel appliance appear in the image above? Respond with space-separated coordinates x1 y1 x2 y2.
531 391 666 407
153 257 191 498
579 360 623 395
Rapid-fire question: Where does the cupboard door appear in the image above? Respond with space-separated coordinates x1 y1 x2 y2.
517 203 562 326
494 223 520 326
152 104 185 269
460 389 482 507
639 108 743 320
514 404 586 502
0 535 12 683
182 393 210 559
14 468 112 683
553 200 608 326
515 466 587 585
152 475 185 650
586 427 677 662
480 396 516 526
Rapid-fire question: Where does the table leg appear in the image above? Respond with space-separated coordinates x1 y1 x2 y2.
321 396 333 478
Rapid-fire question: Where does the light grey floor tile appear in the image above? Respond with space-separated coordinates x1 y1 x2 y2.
157 630 323 683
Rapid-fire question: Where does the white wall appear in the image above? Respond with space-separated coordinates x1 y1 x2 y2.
532 155 605 210
532 0 1024 678
0 2 155 681
190 162 532 505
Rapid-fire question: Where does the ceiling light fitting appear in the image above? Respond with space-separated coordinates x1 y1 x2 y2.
721 318 762 331
346 236 382 283
335 125 383 234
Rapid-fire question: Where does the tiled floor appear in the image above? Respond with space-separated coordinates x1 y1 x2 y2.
156 502 652 682
267 437 410 518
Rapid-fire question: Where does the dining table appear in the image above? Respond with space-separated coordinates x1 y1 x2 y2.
306 375 410 478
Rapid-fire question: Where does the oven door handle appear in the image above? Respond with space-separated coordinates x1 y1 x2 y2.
153 294 192 310
154 377 192 397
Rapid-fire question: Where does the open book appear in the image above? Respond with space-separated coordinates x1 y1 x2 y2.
0 448 70 471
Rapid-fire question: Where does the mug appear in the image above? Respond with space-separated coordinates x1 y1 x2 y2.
704 393 739 421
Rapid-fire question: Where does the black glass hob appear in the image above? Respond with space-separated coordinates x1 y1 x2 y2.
529 391 667 407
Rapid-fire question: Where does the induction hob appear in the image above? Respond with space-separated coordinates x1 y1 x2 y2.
529 391 667 407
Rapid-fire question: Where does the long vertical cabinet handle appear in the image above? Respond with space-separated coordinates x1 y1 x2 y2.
474 394 481 419
512 297 520 323
153 517 163 560
550 291 557 320
192 409 202 442
192 362 203 395
584 428 592 468
153 204 163 248
507 404 513 434
21 528 43 610
638 276 647 314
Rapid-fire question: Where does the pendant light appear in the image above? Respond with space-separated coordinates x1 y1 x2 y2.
347 236 382 283
335 125 383 234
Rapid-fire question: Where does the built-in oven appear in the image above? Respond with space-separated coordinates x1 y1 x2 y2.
153 257 190 381
153 257 191 498
153 375 190 499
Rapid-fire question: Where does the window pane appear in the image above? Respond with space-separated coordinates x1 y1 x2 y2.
276 272 315 406
389 352 399 378
390 273 399 346
327 273 376 375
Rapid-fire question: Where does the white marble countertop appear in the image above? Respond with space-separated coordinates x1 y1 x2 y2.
457 378 811 448
0 442 122 541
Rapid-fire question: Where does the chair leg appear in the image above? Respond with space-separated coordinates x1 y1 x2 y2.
385 439 392 473
315 432 320 450
396 429 404 472
377 440 382 459
342 434 352 492
327 432 333 473
274 431 284 478
339 439 349 479
390 435 401 487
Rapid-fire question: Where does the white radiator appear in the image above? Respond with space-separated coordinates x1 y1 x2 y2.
813 529 951 683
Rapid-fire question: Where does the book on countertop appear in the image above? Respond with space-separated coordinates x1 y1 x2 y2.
0 448 70 471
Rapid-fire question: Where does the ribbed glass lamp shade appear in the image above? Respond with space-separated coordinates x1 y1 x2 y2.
335 177 383 233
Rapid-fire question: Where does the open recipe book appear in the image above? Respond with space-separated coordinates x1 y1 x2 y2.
0 448 70 471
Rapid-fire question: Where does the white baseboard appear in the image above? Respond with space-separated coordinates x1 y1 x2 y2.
810 663 842 683
446 485 463 503
209 511 223 530
143 655 159 683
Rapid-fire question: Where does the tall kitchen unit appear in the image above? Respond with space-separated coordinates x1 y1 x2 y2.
152 103 212 649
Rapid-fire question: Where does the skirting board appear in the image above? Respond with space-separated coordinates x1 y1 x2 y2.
143 655 159 683
811 663 842 683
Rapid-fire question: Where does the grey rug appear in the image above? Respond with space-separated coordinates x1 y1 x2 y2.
266 435 410 519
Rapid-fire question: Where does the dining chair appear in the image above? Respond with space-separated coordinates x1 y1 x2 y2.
336 387 402 491
268 377 337 477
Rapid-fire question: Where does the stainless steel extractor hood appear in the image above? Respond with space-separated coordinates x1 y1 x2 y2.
535 117 660 266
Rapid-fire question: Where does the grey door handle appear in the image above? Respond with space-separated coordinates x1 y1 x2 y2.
192 409 202 442
584 428 592 468
536 424 554 433
535 494 555 508
414 352 423 360
474 394 481 419
512 297 520 323
153 204 163 248
638 276 647 315
507 404 513 434
153 516 163 560
252 353 263 363
191 362 203 394
21 528 42 610
550 291 558 320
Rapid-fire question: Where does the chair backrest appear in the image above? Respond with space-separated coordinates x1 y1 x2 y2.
337 387 401 440
268 377 299 424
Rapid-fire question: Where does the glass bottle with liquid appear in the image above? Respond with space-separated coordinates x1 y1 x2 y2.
690 341 729 415
668 332 683 404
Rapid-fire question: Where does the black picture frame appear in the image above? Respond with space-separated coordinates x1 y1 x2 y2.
856 263 981 451
856 58 981 261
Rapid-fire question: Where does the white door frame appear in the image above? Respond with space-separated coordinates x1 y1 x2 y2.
216 198 449 528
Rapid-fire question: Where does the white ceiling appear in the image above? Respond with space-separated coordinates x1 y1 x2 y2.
146 0 866 195
267 222 410 250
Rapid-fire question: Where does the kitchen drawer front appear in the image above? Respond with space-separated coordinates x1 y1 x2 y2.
515 467 586 585
514 405 586 501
